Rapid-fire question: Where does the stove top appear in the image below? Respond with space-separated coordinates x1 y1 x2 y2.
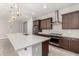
50 33 62 36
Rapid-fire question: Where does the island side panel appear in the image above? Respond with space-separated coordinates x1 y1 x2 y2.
42 40 49 56
32 43 42 56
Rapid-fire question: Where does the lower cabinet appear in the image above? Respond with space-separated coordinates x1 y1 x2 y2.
59 37 79 53
69 39 79 53
42 40 49 56
59 37 69 50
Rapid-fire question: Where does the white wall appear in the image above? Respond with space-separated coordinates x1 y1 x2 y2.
8 21 23 33
27 18 33 34
0 19 23 39
35 4 79 36
0 11 23 39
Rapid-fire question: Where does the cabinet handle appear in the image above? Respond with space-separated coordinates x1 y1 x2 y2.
24 48 27 50
72 39 75 40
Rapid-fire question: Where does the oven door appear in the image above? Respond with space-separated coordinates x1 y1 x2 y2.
50 36 60 46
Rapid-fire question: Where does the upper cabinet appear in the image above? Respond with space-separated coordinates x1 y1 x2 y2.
33 20 39 26
33 20 42 34
62 11 79 29
40 17 53 29
41 19 47 29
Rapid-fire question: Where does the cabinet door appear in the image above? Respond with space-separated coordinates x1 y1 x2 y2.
62 11 79 29
42 40 49 56
40 20 43 29
71 12 79 29
33 20 42 34
33 21 39 26
62 13 74 29
59 37 69 50
46 18 52 29
41 18 52 29
41 20 47 29
69 39 79 53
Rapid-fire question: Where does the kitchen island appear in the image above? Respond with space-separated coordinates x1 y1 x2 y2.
7 33 50 56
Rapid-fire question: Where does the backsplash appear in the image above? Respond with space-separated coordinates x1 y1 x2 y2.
40 24 62 34
39 23 79 37
62 30 79 36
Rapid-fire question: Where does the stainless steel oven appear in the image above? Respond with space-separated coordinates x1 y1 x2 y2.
49 33 62 46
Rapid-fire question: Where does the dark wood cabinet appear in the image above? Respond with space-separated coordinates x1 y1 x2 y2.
59 37 79 53
41 20 47 29
46 18 52 29
69 38 79 53
33 20 42 34
42 40 49 56
41 17 52 29
59 37 69 50
62 11 79 29
33 20 39 26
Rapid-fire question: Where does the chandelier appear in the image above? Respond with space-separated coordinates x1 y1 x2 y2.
8 4 20 23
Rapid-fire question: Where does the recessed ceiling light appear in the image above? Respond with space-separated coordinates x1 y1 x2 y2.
26 16 28 18
43 5 47 8
32 12 35 15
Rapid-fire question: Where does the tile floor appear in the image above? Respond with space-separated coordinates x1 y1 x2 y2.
0 39 79 56
0 39 18 56
49 45 79 56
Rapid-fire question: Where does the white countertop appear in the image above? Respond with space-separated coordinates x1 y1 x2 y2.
61 34 79 38
38 32 79 38
7 33 50 51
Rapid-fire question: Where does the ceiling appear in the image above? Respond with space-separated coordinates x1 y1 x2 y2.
18 3 75 18
0 3 77 21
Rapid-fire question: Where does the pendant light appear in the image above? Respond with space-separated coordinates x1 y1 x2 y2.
8 4 20 23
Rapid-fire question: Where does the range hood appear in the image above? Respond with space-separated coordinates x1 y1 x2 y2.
53 10 62 24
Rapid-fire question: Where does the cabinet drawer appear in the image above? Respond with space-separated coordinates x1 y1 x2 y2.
69 39 79 53
17 47 32 56
59 37 79 53
59 37 69 50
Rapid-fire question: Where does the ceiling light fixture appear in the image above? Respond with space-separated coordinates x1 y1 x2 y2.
8 4 21 23
32 12 35 15
26 16 28 18
43 5 47 9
